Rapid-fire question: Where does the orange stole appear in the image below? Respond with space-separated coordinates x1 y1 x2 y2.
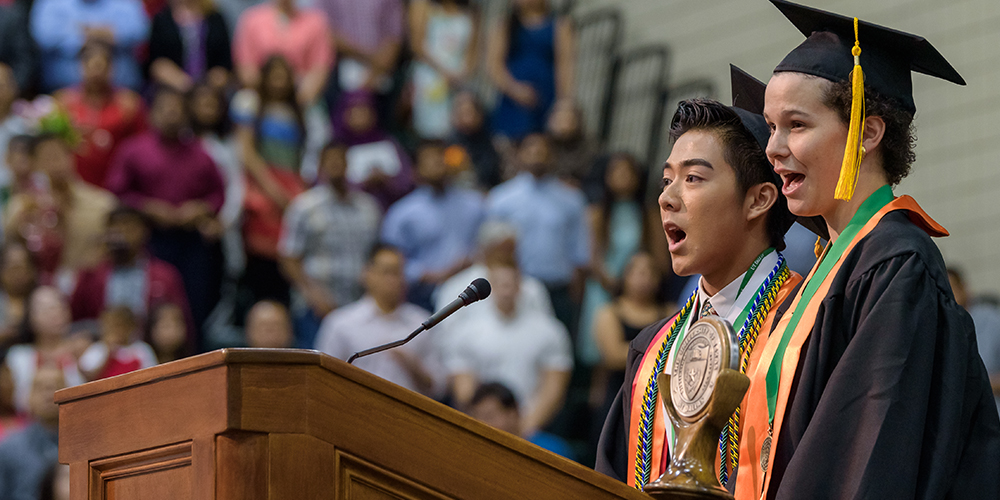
733 196 948 500
625 274 803 488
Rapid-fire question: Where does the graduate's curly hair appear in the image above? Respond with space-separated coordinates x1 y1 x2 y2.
668 99 792 251
822 80 916 185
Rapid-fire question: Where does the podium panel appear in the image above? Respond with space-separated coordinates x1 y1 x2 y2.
56 349 652 500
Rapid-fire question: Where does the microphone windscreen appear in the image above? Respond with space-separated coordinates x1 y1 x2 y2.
467 278 491 301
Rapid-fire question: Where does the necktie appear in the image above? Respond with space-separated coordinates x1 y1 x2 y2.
700 299 718 319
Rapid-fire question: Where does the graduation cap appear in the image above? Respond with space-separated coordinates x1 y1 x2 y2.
769 0 965 200
730 64 829 240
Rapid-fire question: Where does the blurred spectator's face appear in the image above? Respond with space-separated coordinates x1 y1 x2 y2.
488 266 520 317
345 103 377 134
547 100 580 140
482 237 517 267
29 287 70 344
0 63 16 111
468 396 520 435
190 87 222 130
28 364 66 426
100 311 134 347
245 302 293 348
606 157 640 199
151 92 188 138
416 146 448 187
451 92 483 134
365 249 406 309
80 47 112 86
515 0 547 12
319 147 348 184
1 245 36 297
106 215 149 265
621 253 659 301
150 304 187 358
264 63 294 100
34 138 75 182
5 140 32 179
518 134 552 177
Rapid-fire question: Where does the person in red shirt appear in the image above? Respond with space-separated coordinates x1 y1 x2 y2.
55 40 146 188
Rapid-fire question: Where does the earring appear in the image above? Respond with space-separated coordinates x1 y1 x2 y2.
860 146 867 159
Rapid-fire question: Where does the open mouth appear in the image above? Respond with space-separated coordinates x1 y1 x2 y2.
782 172 806 194
664 224 687 247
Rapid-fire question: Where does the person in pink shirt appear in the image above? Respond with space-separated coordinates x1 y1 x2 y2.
231 0 334 106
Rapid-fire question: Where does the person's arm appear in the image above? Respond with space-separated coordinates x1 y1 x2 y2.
553 16 576 101
594 305 629 370
296 16 333 106
231 13 260 88
391 349 435 396
279 255 336 317
486 20 536 108
521 368 571 437
149 58 193 91
588 204 615 291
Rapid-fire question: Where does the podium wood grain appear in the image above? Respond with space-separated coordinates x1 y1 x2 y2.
56 349 653 500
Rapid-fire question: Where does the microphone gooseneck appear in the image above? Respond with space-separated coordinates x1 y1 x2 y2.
347 278 492 364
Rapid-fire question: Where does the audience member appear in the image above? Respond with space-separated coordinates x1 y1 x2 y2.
578 152 664 366
487 0 575 141
5 133 117 281
55 40 147 188
232 0 332 106
0 364 65 499
30 0 150 92
4 287 84 415
279 142 380 348
0 4 39 94
408 0 478 139
446 260 572 436
0 67 27 194
147 302 187 362
315 244 441 397
36 463 71 500
189 83 243 276
244 300 292 348
107 86 226 339
0 135 36 210
448 90 502 190
70 207 192 340
547 99 597 185
591 252 667 428
950 267 1000 412
0 242 38 350
318 0 404 124
485 132 589 335
78 306 158 380
147 0 232 92
467 381 575 460
381 140 483 311
335 90 415 210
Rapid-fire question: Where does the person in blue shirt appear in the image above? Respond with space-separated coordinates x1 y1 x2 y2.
380 140 485 311
466 381 576 462
485 132 590 335
30 0 150 93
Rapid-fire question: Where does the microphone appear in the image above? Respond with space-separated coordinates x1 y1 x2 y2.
347 278 491 365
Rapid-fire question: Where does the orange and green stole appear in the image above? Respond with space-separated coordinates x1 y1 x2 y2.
734 186 949 500
625 258 803 489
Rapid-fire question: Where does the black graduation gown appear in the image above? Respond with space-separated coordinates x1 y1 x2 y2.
767 210 1000 499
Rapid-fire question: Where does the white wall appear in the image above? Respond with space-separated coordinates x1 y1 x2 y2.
576 0 1000 295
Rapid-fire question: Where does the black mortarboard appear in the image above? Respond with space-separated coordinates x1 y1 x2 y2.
771 0 965 113
730 64 830 240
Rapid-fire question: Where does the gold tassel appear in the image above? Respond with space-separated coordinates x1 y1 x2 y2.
814 236 823 259
834 17 866 201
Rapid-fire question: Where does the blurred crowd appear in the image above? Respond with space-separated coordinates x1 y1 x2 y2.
0 0 685 494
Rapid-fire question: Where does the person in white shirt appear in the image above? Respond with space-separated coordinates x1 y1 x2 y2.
315 244 442 397
445 259 572 437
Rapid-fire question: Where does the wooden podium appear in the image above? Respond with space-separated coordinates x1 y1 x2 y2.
55 348 651 500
